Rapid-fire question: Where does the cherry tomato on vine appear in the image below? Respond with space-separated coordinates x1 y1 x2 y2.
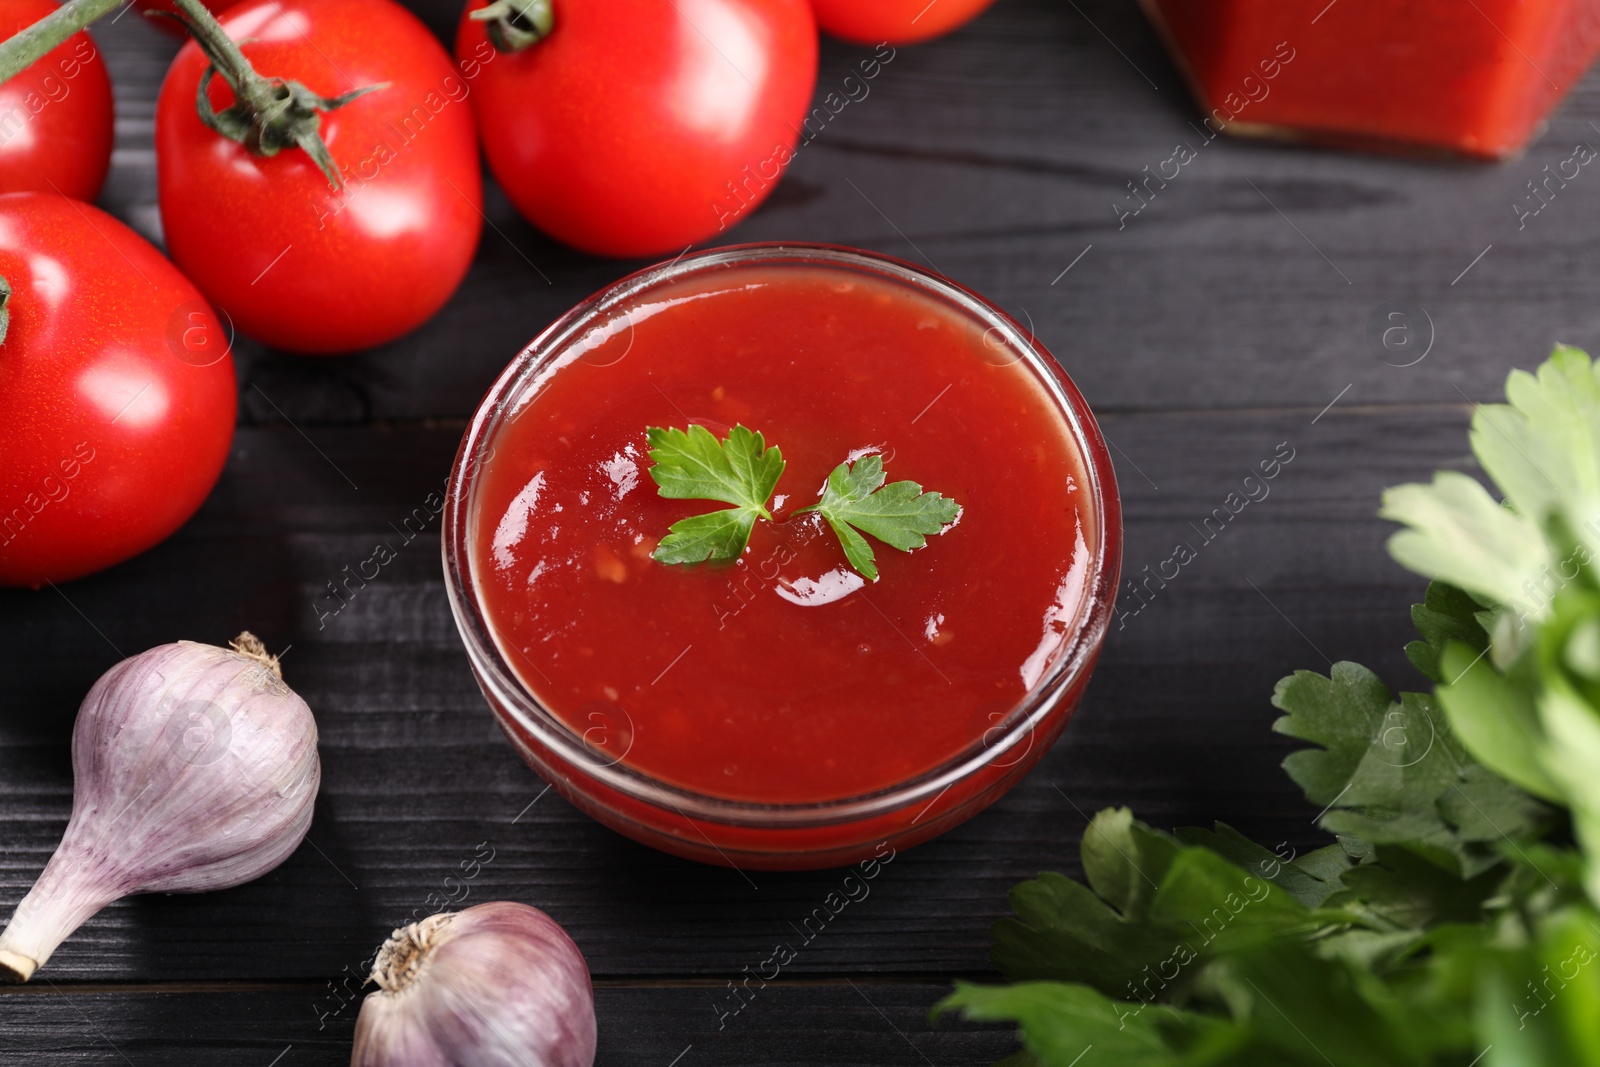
454 0 817 258
0 0 113 200
157 0 482 354
809 0 996 45
0 192 237 587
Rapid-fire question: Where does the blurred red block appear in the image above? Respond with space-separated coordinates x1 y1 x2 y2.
1139 0 1600 158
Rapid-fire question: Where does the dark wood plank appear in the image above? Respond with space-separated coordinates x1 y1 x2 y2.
0 981 1018 1065
0 404 1467 982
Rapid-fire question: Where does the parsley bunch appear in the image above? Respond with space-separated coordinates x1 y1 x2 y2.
940 346 1600 1066
645 423 959 581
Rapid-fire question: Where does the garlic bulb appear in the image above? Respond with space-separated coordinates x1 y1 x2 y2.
352 902 597 1067
0 633 320 982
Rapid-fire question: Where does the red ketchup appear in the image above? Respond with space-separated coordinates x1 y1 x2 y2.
452 248 1119 868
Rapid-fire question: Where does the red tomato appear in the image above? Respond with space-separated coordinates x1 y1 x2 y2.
454 0 817 258
156 0 483 354
809 0 996 45
0 192 237 588
0 0 113 200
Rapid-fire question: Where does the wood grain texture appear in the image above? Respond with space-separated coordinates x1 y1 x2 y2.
2 0 1585 1060
0 982 1018 1065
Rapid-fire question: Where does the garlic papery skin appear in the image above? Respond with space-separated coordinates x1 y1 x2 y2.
0 633 320 982
351 902 597 1067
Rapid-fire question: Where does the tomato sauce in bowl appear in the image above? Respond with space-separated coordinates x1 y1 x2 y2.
444 245 1120 869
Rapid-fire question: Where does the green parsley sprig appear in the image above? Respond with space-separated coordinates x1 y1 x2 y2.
645 425 785 566
645 423 959 580
797 454 959 581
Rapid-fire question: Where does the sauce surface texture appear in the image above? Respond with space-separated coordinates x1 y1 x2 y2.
473 263 1093 804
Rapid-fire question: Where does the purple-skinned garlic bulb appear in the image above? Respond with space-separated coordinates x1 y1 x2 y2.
352 901 597 1067
0 633 320 982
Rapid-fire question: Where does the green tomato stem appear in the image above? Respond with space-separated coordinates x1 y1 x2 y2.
169 0 386 190
0 0 120 85
469 0 553 53
0 274 10 346
171 0 269 106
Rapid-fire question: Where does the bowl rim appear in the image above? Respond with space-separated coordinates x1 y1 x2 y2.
441 242 1123 828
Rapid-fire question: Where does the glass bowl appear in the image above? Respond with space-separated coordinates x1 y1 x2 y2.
442 243 1122 870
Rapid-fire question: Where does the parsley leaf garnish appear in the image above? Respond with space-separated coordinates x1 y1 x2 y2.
646 424 784 564
645 426 959 579
795 455 960 581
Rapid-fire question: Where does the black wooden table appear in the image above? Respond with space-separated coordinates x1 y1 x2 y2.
4 0 1592 1062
